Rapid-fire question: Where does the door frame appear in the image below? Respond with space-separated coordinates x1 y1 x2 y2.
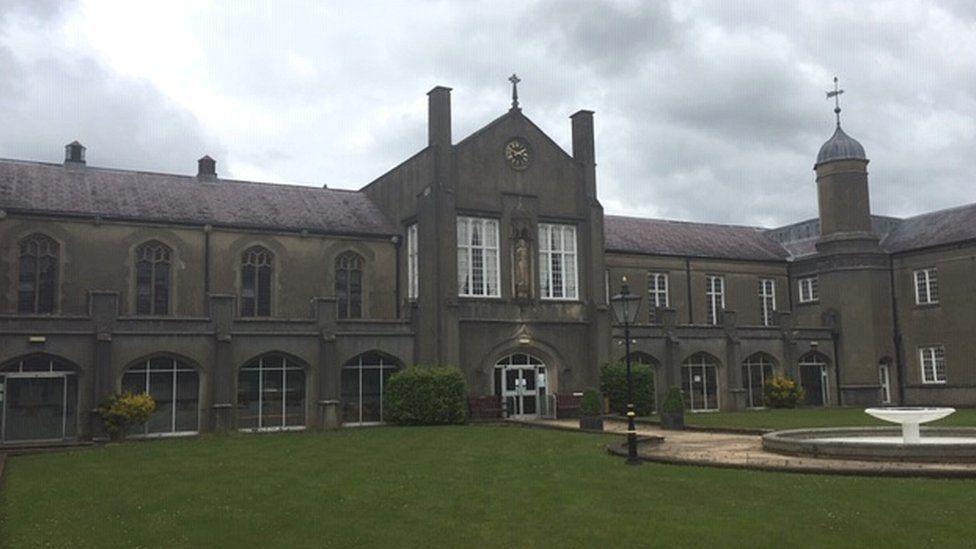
1 371 76 444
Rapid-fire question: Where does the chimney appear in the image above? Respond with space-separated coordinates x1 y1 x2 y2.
64 140 86 166
427 86 452 147
197 155 217 181
570 110 596 198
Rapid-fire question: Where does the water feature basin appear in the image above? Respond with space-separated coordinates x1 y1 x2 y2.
865 407 955 444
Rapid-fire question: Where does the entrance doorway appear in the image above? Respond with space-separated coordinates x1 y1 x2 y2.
1 356 78 443
495 354 548 419
798 353 829 406
681 353 720 412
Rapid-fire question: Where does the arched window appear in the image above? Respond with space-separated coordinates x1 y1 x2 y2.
335 251 364 319
682 352 720 411
742 353 776 409
135 241 172 315
121 356 199 435
1 355 78 442
18 234 59 314
241 246 273 317
237 354 305 430
798 352 830 407
341 352 400 424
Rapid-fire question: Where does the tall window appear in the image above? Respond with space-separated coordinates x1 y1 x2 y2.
457 217 500 297
407 224 419 300
18 234 59 314
539 223 578 300
682 353 720 411
336 251 364 319
237 354 306 430
705 275 725 325
919 346 946 384
135 241 171 315
759 278 776 327
241 246 273 317
121 356 199 435
798 276 818 303
648 272 669 322
742 353 774 408
914 268 939 305
341 352 400 424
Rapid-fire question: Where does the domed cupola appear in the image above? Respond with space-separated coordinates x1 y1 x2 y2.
815 76 867 168
816 125 866 167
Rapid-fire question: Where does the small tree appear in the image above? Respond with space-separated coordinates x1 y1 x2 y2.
579 389 602 417
97 392 156 441
662 387 684 414
599 361 655 416
763 375 805 409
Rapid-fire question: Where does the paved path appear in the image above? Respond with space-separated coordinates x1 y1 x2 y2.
531 419 976 478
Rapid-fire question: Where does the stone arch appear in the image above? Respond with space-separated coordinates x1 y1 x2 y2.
741 352 778 408
236 351 309 431
340 350 403 425
118 352 203 436
0 353 81 442
681 352 722 411
797 351 831 407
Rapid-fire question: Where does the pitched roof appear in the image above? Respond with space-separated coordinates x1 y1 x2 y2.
882 202 976 253
604 215 789 261
0 159 395 236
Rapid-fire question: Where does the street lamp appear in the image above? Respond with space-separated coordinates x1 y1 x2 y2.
610 276 643 465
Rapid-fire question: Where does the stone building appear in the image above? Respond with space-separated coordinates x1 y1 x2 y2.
0 83 973 445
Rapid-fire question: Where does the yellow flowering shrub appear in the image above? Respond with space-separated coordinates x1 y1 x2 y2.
97 391 156 440
763 375 805 409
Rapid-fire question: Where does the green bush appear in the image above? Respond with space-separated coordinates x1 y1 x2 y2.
385 367 467 425
662 386 684 414
579 389 602 417
97 392 156 441
599 361 655 416
763 375 805 409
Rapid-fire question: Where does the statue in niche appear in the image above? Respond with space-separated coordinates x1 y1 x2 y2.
513 225 532 300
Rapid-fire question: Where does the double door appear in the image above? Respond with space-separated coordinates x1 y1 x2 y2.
502 366 547 419
1 373 77 443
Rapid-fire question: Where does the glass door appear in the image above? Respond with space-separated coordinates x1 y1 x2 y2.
879 363 891 404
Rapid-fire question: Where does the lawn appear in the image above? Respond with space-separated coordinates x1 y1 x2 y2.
2 426 975 548
647 407 976 431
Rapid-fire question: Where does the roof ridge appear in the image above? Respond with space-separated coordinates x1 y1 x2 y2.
605 213 768 231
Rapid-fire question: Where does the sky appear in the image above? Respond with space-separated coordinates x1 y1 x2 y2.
2 0 975 228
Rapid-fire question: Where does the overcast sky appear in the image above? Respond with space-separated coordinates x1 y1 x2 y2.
2 0 975 227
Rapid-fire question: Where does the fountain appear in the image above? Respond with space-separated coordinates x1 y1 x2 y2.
762 407 976 463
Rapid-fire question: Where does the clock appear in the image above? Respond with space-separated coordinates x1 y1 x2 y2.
504 139 530 170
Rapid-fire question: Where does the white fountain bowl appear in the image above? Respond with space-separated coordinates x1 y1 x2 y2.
865 407 956 425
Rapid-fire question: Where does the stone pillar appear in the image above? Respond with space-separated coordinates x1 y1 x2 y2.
89 291 118 441
313 297 338 429
661 308 679 409
722 310 744 411
210 294 236 432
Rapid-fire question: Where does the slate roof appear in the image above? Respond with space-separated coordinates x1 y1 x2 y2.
604 215 790 261
0 159 395 236
882 202 976 253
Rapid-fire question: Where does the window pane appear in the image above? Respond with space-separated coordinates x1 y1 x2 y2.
341 367 361 423
261 367 284 428
241 264 255 317
361 368 382 423
237 368 260 429
285 369 305 427
136 260 153 314
257 265 272 316
147 371 174 433
175 370 199 432
154 263 170 315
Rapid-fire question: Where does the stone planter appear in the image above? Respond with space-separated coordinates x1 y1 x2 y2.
579 416 604 431
660 411 684 430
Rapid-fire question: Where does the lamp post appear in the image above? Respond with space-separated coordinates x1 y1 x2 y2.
610 276 642 465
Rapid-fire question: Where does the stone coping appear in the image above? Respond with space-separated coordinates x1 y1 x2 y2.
529 419 976 479
762 427 976 463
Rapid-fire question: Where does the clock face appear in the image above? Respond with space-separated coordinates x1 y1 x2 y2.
504 139 530 170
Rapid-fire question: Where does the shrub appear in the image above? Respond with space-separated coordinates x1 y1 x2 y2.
599 361 655 416
97 392 156 441
662 386 685 414
385 367 467 425
763 375 805 409
579 389 602 417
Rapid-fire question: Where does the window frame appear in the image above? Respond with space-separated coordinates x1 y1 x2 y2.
335 251 365 320
407 224 419 300
457 216 501 298
914 268 939 305
538 223 579 301
705 275 725 325
798 276 819 304
240 246 274 318
134 240 173 316
17 233 60 314
759 278 776 327
919 346 947 384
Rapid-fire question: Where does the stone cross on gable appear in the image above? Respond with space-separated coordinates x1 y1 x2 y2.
826 76 844 127
509 73 521 110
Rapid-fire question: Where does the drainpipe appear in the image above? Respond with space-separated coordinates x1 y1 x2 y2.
203 225 211 311
684 257 693 324
888 255 906 404
393 234 402 319
831 331 842 406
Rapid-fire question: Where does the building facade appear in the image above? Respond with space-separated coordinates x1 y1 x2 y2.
1 84 973 445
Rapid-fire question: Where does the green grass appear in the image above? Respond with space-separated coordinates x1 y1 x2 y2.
652 407 976 431
2 426 975 548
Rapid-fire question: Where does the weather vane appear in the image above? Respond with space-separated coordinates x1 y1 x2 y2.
509 73 520 110
826 76 844 127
